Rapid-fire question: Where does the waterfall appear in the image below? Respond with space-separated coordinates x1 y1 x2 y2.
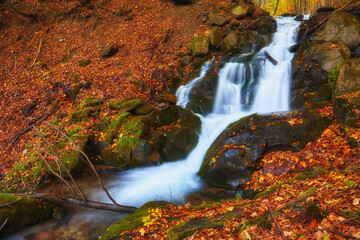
93 17 301 207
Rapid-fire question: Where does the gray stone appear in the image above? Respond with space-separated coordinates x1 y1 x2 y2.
230 5 246 19
208 12 227 26
335 58 360 96
220 31 239 53
313 13 360 50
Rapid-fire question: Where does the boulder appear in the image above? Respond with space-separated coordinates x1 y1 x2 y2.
246 5 256 17
334 59 360 97
0 193 57 238
179 55 192 67
191 37 209 57
238 30 257 53
198 108 332 188
291 40 351 108
313 13 360 50
101 44 118 58
220 31 239 53
208 12 228 26
208 27 223 48
258 17 277 34
294 15 304 21
230 5 247 19
333 93 360 131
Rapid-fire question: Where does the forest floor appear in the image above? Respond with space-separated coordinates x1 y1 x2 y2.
0 0 359 239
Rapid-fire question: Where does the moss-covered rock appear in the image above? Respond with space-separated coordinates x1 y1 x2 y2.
108 99 142 112
220 31 239 53
191 37 209 57
99 201 168 240
208 27 223 48
230 5 246 19
333 93 360 130
167 211 242 240
0 193 57 238
101 43 118 58
208 12 228 26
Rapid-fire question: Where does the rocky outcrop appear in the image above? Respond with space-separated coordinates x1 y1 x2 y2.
208 12 228 26
220 30 239 53
313 13 360 50
291 40 351 108
97 104 201 168
230 5 247 19
198 108 332 188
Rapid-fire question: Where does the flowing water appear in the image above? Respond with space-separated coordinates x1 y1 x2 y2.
92 16 301 207
4 16 301 240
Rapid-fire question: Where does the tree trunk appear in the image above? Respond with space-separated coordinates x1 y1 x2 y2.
274 0 280 15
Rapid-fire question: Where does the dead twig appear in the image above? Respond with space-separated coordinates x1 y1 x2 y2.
265 202 287 240
45 122 121 208
33 126 87 201
30 37 44 68
0 218 8 232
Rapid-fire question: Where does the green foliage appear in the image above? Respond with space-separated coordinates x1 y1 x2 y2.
79 59 92 67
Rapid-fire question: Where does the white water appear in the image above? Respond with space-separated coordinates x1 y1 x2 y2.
93 17 301 207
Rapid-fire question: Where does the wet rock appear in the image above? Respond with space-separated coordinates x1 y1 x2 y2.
333 94 360 130
133 103 155 115
291 40 351 108
101 43 118 58
208 27 223 48
294 15 304 21
230 5 247 19
313 13 360 50
208 12 228 26
158 94 177 104
258 16 277 34
334 58 360 97
191 37 209 57
198 108 332 188
238 30 257 53
0 193 57 238
132 140 161 166
246 5 256 17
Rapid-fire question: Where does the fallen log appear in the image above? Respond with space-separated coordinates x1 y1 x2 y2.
264 51 278 65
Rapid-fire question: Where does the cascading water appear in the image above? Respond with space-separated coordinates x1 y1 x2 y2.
93 17 301 207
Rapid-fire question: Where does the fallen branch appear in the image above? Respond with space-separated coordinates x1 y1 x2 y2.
264 51 278 65
0 218 8 232
30 37 44 67
7 0 39 21
265 202 287 240
45 122 122 208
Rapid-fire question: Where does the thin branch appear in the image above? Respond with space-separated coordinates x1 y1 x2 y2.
33 126 87 201
0 218 8 232
30 37 44 68
36 146 79 199
0 197 25 208
45 122 121 208
265 202 287 240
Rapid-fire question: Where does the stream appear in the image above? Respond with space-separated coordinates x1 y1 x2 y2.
3 16 302 240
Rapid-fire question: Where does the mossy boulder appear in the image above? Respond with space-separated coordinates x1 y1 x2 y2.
0 193 57 238
333 93 360 130
101 43 118 58
168 211 242 240
208 27 223 48
220 31 239 53
291 40 351 108
99 201 168 240
198 108 332 188
230 5 246 19
334 59 360 97
208 12 228 26
313 13 360 50
108 99 142 113
70 98 102 123
98 105 201 167
191 37 209 57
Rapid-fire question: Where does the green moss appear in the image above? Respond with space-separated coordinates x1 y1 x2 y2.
105 112 130 143
0 193 57 237
52 119 59 126
108 99 142 112
191 201 220 210
78 97 101 109
235 213 272 234
79 59 92 67
191 37 206 54
69 109 91 123
100 201 168 240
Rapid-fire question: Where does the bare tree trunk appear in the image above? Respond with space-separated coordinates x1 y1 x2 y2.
274 0 280 15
